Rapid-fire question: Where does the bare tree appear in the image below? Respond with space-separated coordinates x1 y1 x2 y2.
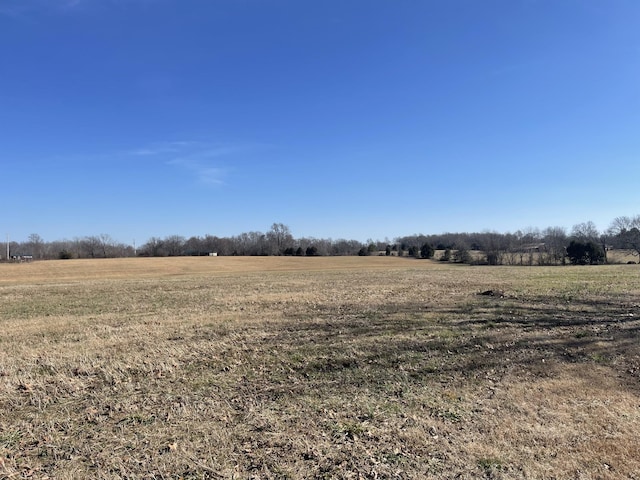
184 236 205 255
541 226 568 265
80 236 102 258
266 223 293 255
480 231 510 265
607 216 640 239
99 234 116 258
330 239 363 256
139 237 165 257
27 233 45 259
163 235 186 256
571 221 599 241
203 234 232 256
608 215 640 263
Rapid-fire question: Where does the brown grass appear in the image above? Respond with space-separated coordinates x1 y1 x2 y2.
1 257 639 479
607 249 638 264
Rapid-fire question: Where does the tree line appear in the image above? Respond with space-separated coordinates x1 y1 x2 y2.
395 217 640 265
4 216 640 265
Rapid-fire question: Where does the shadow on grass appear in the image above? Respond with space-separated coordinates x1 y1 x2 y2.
266 293 640 396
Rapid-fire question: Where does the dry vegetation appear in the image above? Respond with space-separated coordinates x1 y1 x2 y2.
1 257 639 479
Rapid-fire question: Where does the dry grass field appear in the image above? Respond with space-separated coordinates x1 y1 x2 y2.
1 257 639 479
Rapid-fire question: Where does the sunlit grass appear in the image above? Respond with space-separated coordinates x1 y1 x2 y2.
1 257 639 478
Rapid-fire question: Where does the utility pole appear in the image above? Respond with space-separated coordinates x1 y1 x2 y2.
6 234 9 261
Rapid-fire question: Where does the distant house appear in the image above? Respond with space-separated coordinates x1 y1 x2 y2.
522 243 546 252
11 254 33 262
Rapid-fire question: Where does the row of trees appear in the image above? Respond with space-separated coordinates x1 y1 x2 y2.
4 233 135 261
396 217 640 265
2 225 367 260
3 217 640 265
137 224 366 257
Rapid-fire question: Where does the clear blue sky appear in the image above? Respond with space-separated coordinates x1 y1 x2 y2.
2 0 639 245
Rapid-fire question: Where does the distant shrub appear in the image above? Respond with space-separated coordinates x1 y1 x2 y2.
453 246 472 264
486 252 500 265
566 240 605 265
420 243 435 259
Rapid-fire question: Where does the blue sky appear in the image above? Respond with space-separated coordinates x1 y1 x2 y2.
1 0 639 244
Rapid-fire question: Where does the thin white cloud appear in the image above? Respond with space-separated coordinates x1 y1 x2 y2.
168 156 227 186
191 165 226 186
127 140 243 186
0 0 84 16
124 139 273 186
129 148 161 156
126 141 200 157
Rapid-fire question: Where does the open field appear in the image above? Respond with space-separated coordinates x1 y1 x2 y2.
1 257 639 479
